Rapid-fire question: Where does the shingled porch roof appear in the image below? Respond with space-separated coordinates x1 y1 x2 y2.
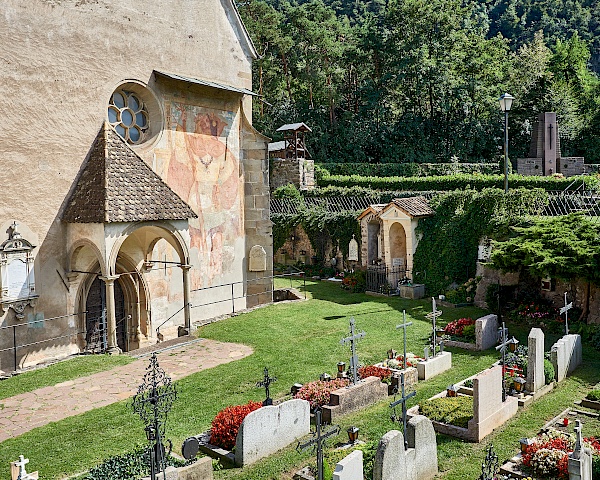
63 123 197 223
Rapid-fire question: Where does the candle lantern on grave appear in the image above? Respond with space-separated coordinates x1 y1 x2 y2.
513 377 526 393
447 385 459 397
291 383 303 396
387 349 397 360
347 426 360 444
508 336 519 352
519 437 535 454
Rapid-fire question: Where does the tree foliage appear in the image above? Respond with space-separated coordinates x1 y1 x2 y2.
491 213 600 283
239 0 600 163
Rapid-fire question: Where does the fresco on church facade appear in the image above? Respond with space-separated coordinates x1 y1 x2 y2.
162 102 243 289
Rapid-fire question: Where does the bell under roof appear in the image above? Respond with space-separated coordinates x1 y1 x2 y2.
63 123 197 224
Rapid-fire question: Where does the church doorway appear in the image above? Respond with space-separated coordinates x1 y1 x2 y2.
85 276 127 352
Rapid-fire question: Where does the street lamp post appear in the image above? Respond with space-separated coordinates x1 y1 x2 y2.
499 93 515 193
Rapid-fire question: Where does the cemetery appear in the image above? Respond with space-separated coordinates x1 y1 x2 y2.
3 278 599 480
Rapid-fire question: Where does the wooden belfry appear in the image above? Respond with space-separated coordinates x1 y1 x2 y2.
276 123 312 160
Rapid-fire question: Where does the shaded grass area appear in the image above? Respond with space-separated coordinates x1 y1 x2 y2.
0 279 598 479
0 355 133 401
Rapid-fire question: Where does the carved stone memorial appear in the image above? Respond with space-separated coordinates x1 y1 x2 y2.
1 222 37 318
249 245 267 272
348 235 359 262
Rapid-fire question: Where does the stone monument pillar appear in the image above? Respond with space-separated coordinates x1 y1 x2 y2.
101 275 121 354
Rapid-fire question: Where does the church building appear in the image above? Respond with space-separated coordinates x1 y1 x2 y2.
0 0 272 371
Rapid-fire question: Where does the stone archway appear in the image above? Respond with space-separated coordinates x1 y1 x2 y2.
389 222 407 270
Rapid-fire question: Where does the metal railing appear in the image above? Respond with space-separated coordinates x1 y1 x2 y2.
366 266 412 295
189 272 306 316
0 274 310 373
0 312 86 372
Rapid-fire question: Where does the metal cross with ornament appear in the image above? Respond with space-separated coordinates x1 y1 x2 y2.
396 310 413 370
389 371 416 449
340 317 366 385
296 409 340 480
560 292 573 335
495 322 511 401
256 367 277 406
425 297 443 358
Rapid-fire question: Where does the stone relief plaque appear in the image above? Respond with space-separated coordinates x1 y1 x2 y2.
249 245 267 272
0 222 37 316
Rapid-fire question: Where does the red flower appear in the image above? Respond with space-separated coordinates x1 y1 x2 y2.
209 401 263 450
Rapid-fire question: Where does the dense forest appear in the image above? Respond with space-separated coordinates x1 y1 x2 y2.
239 0 600 164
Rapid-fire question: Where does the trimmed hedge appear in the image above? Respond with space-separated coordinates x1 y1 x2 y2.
318 173 599 192
317 162 500 177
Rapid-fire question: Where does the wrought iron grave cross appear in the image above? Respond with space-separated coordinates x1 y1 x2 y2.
256 367 277 406
340 317 365 385
560 292 573 336
296 409 340 480
396 310 412 370
495 322 510 401
389 371 416 449
425 298 443 358
131 353 177 480
478 444 499 480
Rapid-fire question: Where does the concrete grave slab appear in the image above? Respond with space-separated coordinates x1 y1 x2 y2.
416 351 451 380
526 328 545 393
333 450 363 480
235 399 310 466
373 415 437 480
322 376 388 424
551 334 582 382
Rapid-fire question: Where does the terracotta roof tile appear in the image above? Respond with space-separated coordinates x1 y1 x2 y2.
390 196 434 218
63 123 197 223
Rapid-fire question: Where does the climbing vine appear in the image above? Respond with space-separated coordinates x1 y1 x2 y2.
412 188 551 294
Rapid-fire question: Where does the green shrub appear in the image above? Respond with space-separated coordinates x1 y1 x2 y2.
544 359 555 384
316 162 501 178
84 445 187 480
420 396 473 428
591 328 600 351
319 173 596 193
586 390 600 401
461 325 476 341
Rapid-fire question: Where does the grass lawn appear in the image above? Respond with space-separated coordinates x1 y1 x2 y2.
0 278 598 479
0 355 133 401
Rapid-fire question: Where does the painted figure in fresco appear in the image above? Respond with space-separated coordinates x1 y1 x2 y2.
165 103 243 287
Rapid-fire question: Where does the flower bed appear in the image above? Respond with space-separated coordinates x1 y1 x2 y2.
383 352 423 369
294 378 350 410
443 317 476 342
209 401 263 450
520 429 600 478
358 365 392 383
419 396 472 428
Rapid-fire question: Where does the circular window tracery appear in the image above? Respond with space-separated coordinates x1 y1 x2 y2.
108 90 149 144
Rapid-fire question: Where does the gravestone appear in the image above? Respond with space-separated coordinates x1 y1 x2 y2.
348 235 359 262
235 399 310 466
476 314 499 350
470 365 518 442
249 245 267 272
568 420 592 480
551 334 582 382
373 415 437 480
526 328 545 393
333 450 363 480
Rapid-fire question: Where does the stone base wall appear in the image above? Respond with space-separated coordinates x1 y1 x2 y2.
561 157 585 176
416 352 451 380
517 158 543 176
271 158 315 191
322 376 388 424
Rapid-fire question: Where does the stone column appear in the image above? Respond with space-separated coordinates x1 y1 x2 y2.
100 275 121 354
180 265 192 334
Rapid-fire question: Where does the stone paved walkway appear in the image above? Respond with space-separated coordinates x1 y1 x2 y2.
0 339 253 443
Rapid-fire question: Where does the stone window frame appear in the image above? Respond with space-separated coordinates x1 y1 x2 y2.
108 89 149 144
107 80 163 148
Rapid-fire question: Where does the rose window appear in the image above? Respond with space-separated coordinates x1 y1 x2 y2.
108 90 149 144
